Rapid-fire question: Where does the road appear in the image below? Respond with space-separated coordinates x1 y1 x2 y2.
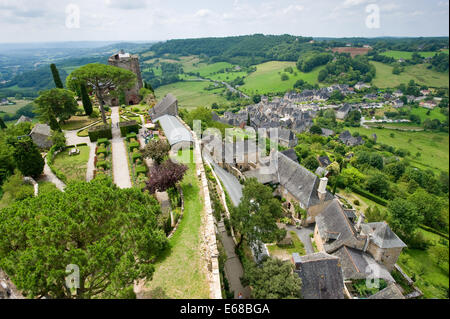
203 153 243 206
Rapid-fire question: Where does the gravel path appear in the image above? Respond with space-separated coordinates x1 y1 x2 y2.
39 157 66 191
111 107 132 189
86 142 97 182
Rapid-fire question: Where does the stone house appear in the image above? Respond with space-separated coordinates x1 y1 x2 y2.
336 104 352 120
292 252 344 299
149 93 178 121
339 130 365 147
30 123 52 149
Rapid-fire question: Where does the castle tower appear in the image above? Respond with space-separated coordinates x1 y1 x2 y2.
108 51 143 106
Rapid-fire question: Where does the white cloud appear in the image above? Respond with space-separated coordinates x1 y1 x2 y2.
194 9 213 18
342 0 368 8
105 0 147 10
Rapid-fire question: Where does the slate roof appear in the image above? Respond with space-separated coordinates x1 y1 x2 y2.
315 166 329 177
361 222 407 249
292 252 344 299
15 115 32 125
315 199 359 253
332 246 395 282
368 283 405 299
318 156 332 167
149 93 177 120
275 152 333 208
31 123 51 136
154 114 192 147
321 128 335 137
280 149 298 163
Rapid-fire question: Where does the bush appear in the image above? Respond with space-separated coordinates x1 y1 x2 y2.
135 165 148 175
353 200 360 206
129 141 140 152
96 161 109 170
97 138 110 145
407 232 430 250
96 147 108 156
88 124 112 142
126 132 137 141
15 186 35 201
132 152 142 163
350 186 388 206
120 120 139 137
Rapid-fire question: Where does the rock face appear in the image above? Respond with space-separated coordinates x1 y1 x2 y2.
108 51 143 106
0 270 23 299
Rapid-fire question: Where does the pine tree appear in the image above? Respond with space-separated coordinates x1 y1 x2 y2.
80 83 93 116
50 64 64 89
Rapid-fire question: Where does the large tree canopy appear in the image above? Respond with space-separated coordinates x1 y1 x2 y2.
66 64 137 124
141 139 170 165
231 178 285 249
33 88 78 130
12 136 44 178
0 177 167 299
241 257 302 299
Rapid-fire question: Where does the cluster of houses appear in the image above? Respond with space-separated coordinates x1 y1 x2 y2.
201 131 409 299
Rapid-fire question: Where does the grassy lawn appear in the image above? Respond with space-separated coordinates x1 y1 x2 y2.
347 127 449 173
195 62 234 77
239 61 324 95
60 116 99 131
267 231 306 261
380 50 444 60
371 61 449 88
142 151 210 299
398 229 449 299
52 145 90 182
0 98 32 114
155 81 231 110
409 107 447 122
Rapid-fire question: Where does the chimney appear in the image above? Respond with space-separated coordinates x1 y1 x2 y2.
356 212 365 231
318 177 328 201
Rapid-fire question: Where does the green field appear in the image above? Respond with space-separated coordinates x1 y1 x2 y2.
398 228 449 299
0 98 32 115
409 107 447 122
380 50 445 60
155 81 230 109
239 61 324 95
347 127 449 173
371 61 449 88
141 151 210 299
53 145 90 181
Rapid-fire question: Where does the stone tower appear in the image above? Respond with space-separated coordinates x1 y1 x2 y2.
108 50 143 106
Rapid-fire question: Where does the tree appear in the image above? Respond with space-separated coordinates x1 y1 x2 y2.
34 89 78 129
309 125 322 135
408 189 446 230
388 198 423 240
231 178 285 250
145 160 188 194
141 139 170 165
0 177 167 299
0 117 6 129
80 83 93 116
430 246 449 267
50 64 64 89
66 64 137 124
12 137 44 178
303 155 318 171
366 173 390 198
241 257 302 299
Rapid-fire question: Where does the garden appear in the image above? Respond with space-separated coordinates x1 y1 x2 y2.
52 144 90 182
124 132 148 189
94 138 113 179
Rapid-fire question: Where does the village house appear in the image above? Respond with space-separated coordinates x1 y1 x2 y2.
292 252 345 299
30 123 52 149
15 115 32 126
149 93 178 121
339 130 365 147
336 104 352 120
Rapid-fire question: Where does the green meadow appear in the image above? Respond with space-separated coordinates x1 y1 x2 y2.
371 61 449 88
239 61 324 95
347 127 449 173
380 50 446 60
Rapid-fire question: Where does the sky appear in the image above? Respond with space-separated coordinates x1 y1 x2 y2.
0 0 448 43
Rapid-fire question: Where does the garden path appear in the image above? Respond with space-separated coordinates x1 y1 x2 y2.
110 107 132 189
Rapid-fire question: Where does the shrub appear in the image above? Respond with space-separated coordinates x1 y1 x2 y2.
119 120 139 137
132 152 142 163
135 165 148 175
97 138 110 145
353 200 360 206
96 147 108 156
126 132 137 141
96 161 109 170
129 141 140 152
88 124 112 142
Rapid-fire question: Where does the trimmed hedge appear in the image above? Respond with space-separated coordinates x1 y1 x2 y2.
126 132 137 141
132 152 142 163
350 186 388 207
96 146 108 156
97 138 110 145
120 120 139 137
96 161 109 169
88 124 112 142
419 224 449 240
129 141 140 152
135 165 148 175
